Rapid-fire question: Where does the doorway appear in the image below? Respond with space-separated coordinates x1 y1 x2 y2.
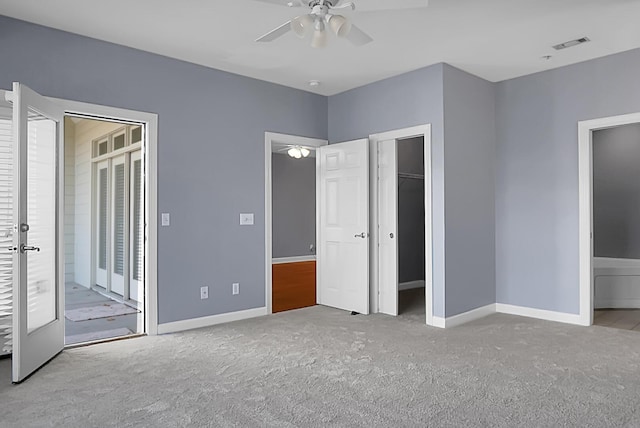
370 125 433 325
265 133 371 316
396 137 427 318
578 112 640 326
265 133 327 313
63 116 145 345
0 83 158 383
590 122 640 332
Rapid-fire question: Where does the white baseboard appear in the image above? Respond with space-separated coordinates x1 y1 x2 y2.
157 307 267 334
495 303 583 325
272 256 316 264
429 302 585 329
595 299 640 309
399 280 425 291
430 304 496 329
430 316 446 328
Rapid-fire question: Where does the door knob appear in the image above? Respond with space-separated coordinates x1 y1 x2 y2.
20 244 40 253
390 233 394 239
354 232 367 239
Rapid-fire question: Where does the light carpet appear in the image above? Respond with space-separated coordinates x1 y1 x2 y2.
1 305 640 427
65 303 140 321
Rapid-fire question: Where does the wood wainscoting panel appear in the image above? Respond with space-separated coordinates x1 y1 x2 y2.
272 261 316 313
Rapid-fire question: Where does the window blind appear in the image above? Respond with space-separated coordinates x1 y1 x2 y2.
0 116 13 354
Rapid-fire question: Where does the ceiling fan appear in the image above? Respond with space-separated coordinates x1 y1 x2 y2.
254 0 428 48
275 144 314 158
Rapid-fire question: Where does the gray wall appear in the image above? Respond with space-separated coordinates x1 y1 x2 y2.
328 64 448 318
593 124 640 259
442 64 496 316
496 48 640 314
398 137 425 284
328 64 497 318
0 15 327 324
272 153 316 258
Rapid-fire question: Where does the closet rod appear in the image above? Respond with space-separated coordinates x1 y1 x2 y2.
398 172 424 180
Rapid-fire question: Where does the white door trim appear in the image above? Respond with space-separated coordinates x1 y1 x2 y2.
578 112 640 327
264 132 328 314
369 125 433 326
49 97 159 335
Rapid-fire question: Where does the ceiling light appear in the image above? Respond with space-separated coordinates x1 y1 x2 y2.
311 20 327 48
287 145 311 159
291 15 314 38
308 80 321 87
328 15 351 37
288 147 301 158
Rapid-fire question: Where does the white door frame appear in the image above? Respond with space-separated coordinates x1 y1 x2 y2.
369 124 433 325
578 112 640 327
51 97 159 335
264 132 328 314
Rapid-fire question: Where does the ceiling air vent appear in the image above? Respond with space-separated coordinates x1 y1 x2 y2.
552 37 591 51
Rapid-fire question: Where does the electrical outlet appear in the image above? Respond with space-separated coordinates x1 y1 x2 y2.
200 286 209 300
232 283 239 295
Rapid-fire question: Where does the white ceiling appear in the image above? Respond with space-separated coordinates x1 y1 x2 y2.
1 0 639 95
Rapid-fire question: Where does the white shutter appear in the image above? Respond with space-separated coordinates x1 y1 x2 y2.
98 167 108 271
132 158 142 281
0 110 13 355
113 163 125 276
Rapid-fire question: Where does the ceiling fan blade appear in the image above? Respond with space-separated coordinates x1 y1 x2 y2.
346 24 373 46
256 21 293 42
251 0 304 7
348 0 428 11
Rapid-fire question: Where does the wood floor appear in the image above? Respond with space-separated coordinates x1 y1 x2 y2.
594 309 640 331
272 261 316 313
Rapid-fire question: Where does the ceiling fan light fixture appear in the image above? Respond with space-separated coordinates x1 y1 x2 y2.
311 20 327 48
287 146 311 159
311 29 327 48
288 147 301 158
291 14 314 38
328 14 351 37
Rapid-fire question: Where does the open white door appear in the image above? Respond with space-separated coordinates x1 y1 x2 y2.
378 139 398 316
317 139 369 314
9 83 65 383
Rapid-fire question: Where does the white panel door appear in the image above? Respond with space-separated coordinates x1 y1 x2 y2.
317 139 369 314
378 139 398 316
9 82 65 383
110 155 127 296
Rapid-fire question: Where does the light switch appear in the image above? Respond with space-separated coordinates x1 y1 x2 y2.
240 213 254 226
161 213 170 226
